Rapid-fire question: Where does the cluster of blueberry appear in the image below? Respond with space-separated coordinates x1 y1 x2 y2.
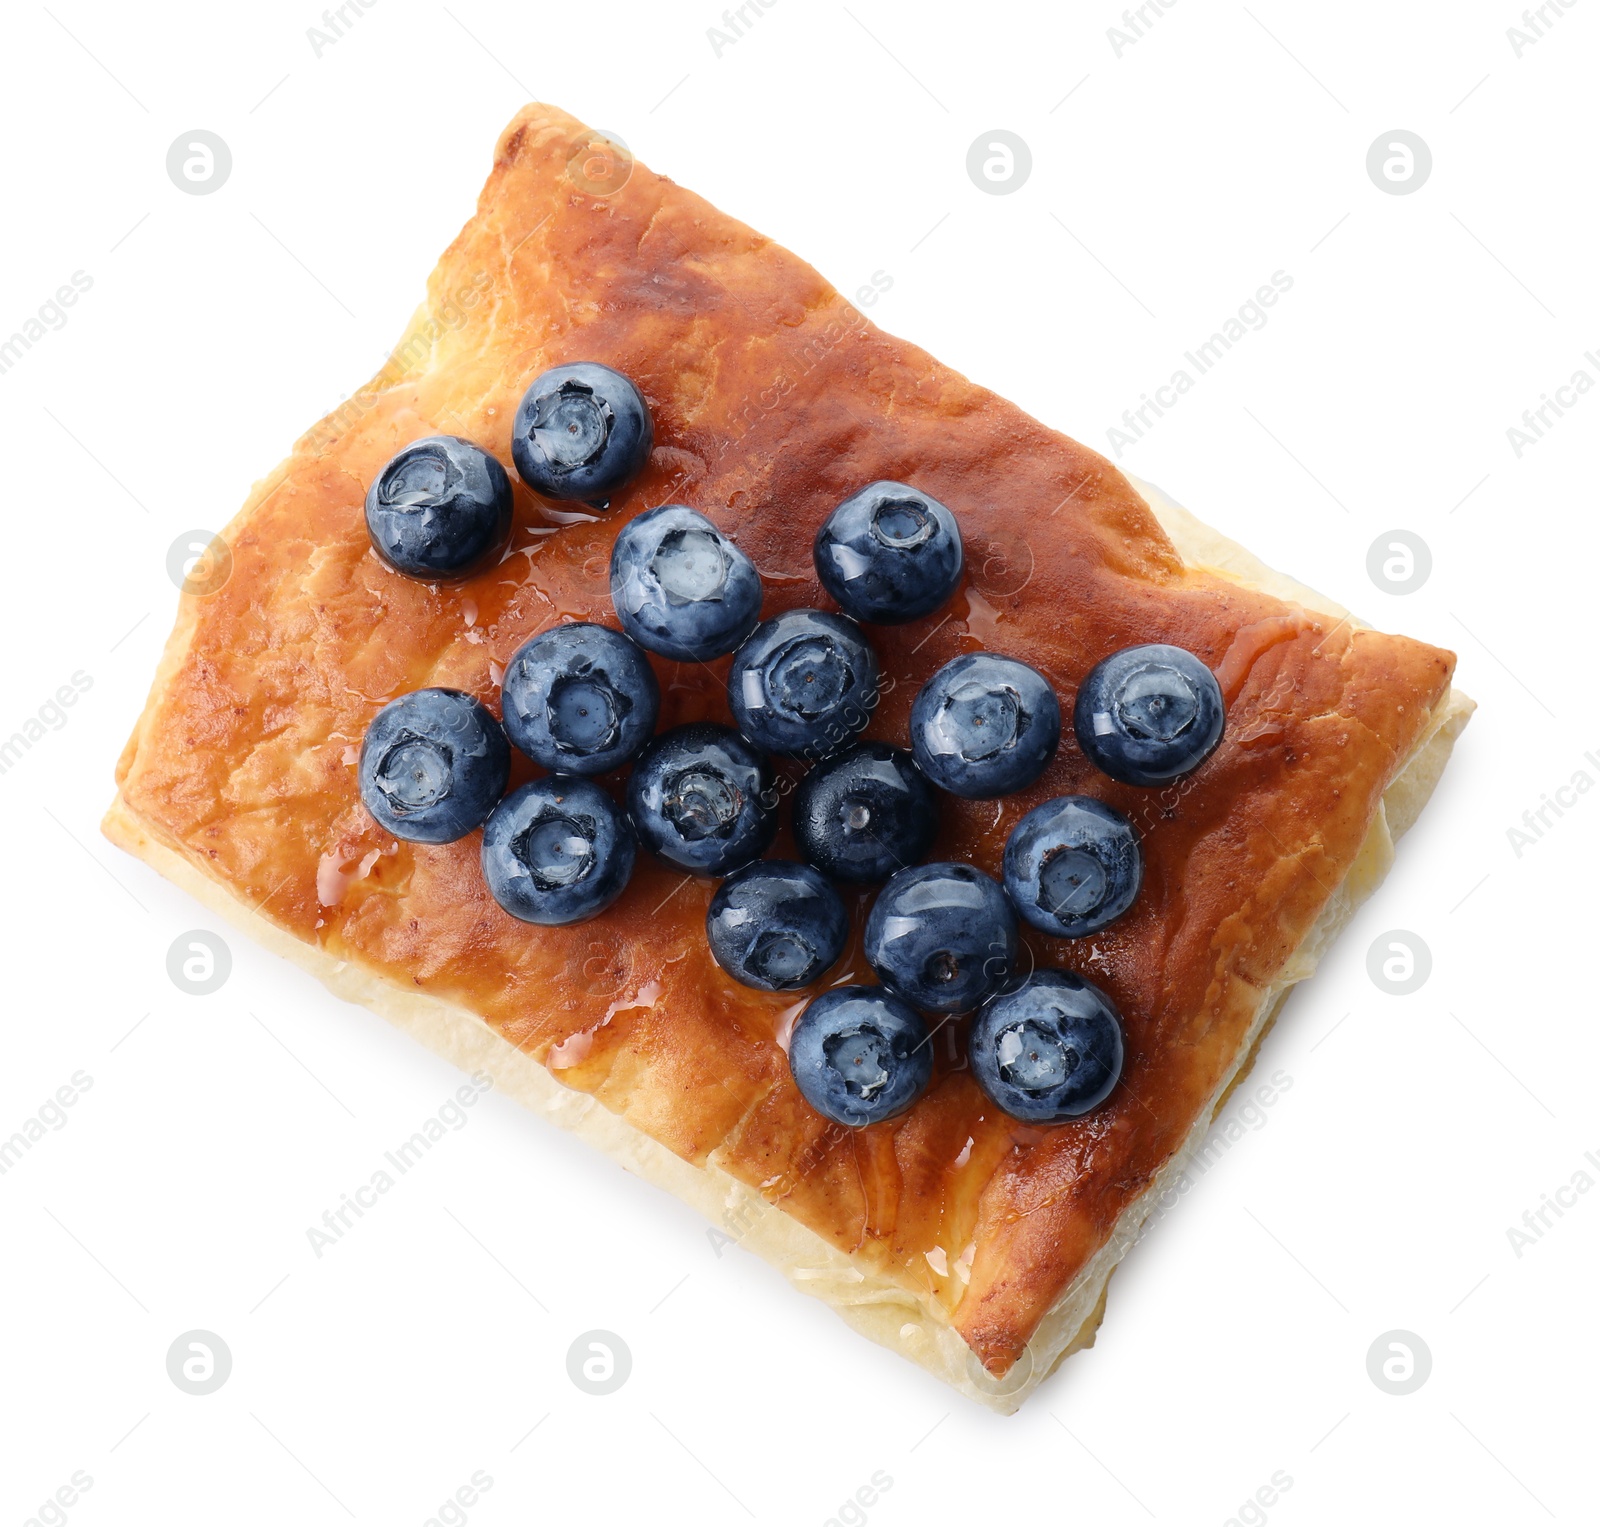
354 363 1227 1132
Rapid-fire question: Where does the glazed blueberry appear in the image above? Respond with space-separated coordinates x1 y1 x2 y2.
969 970 1124 1122
501 623 659 776
788 985 933 1127
813 481 963 624
626 723 777 876
864 862 1017 1014
1074 643 1225 787
481 777 635 925
706 860 849 991
511 362 653 508
1003 796 1142 938
910 652 1061 799
610 504 763 662
791 741 939 885
358 688 509 843
728 608 879 759
364 435 513 581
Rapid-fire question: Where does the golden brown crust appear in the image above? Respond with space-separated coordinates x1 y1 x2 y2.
109 103 1459 1377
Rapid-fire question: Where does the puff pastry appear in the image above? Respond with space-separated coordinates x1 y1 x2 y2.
105 103 1472 1411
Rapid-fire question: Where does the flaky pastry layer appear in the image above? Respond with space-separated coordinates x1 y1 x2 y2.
107 104 1469 1406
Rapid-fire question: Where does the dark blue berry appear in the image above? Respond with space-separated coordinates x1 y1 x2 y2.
788 985 933 1127
610 505 763 662
1074 643 1224 787
969 970 1124 1122
706 860 848 991
626 723 777 876
910 652 1060 799
864 862 1017 1014
791 741 938 884
728 608 879 759
511 362 653 508
501 623 659 776
358 688 509 843
481 777 635 925
1003 796 1142 939
364 435 513 581
813 481 963 624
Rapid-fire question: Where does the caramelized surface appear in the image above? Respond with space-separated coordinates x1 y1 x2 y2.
115 105 1454 1372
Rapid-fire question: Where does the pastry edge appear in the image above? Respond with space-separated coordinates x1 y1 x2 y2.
101 479 1473 1414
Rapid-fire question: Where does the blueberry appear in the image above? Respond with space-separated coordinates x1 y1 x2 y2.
706 860 848 991
791 741 939 884
813 481 963 624
626 722 777 876
481 777 635 925
610 505 763 662
728 608 879 759
788 986 933 1127
501 622 659 776
1074 643 1225 787
511 362 653 508
358 688 509 843
364 435 513 581
1003 796 1142 938
969 970 1124 1122
910 652 1061 799
864 862 1017 1014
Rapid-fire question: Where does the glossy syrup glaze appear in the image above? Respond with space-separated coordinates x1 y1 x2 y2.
116 104 1455 1373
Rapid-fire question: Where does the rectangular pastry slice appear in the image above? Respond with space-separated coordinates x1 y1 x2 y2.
105 103 1472 1411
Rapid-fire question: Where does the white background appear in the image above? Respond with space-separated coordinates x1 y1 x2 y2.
1 1 1595 1523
